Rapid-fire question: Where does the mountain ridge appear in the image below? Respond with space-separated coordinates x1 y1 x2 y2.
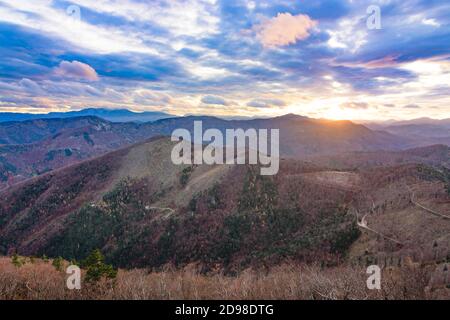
0 108 174 123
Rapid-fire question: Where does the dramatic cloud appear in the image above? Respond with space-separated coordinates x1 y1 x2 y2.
0 0 158 55
340 102 369 110
69 0 220 37
255 13 317 48
247 99 286 108
404 104 421 109
54 61 99 81
327 18 367 53
18 78 44 95
201 95 231 106
133 90 172 106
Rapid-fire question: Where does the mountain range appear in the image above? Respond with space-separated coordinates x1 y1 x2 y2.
0 108 174 123
0 113 448 189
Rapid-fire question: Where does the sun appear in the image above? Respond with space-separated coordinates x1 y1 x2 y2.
323 106 362 121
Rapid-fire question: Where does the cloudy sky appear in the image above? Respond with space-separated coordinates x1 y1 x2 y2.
0 0 449 120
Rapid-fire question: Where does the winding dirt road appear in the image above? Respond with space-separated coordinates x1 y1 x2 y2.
356 212 403 245
409 189 450 220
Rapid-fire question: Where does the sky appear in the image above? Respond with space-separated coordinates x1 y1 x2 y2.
0 0 449 121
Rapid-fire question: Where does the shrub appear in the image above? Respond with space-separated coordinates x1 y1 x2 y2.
11 254 24 268
52 257 64 271
64 148 73 157
180 166 193 186
83 132 94 146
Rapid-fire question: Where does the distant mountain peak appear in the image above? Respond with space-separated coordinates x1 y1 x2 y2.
273 113 310 121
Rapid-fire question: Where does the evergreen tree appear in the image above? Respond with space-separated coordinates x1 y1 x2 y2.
83 249 117 283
